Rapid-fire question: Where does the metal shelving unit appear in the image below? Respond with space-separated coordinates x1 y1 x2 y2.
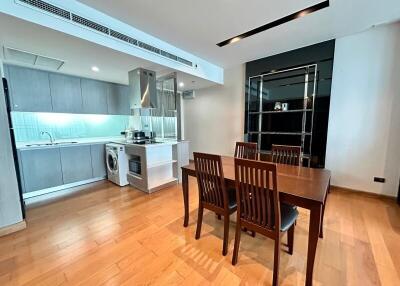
246 64 318 166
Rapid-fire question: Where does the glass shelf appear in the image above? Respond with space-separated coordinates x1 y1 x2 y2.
248 131 312 136
249 109 312 114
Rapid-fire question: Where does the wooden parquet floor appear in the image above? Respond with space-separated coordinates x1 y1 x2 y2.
0 178 399 285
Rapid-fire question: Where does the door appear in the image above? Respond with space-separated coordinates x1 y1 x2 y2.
81 78 109 114
49 73 83 113
91 144 106 178
60 145 93 184
0 71 23 227
7 65 52 112
106 149 118 175
19 148 63 193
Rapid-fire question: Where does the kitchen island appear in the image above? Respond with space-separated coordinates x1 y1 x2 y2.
124 140 189 193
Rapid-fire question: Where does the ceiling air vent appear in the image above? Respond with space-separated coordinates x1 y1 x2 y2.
138 41 160 54
3 47 65 70
110 29 138 46
177 57 193 66
15 0 194 67
18 0 71 20
71 14 109 35
160 50 178 61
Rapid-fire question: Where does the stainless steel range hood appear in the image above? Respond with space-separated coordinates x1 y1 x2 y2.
129 68 157 109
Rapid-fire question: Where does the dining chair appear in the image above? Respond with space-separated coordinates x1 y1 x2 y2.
271 144 302 166
193 152 237 256
234 141 258 237
232 158 298 286
234 142 258 160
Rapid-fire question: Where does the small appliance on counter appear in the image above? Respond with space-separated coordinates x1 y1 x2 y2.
121 129 159 145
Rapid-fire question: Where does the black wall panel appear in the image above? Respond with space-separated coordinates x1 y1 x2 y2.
245 40 335 168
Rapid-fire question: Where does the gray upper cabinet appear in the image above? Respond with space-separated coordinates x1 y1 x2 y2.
90 144 107 178
49 73 83 113
60 145 93 184
108 84 130 115
7 65 52 112
19 148 63 193
81 79 109 114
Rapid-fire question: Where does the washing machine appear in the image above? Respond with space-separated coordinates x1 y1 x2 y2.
106 143 129 186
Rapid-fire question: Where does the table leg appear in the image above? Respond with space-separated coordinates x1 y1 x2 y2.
182 169 189 227
319 180 330 238
319 204 325 239
306 205 321 286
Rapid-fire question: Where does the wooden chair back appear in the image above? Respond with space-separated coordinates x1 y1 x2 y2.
234 158 280 237
234 142 258 160
193 152 227 210
271 144 301 166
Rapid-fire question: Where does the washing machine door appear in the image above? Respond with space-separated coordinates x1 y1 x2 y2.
106 149 118 174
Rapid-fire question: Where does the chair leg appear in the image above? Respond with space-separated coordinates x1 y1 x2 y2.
232 221 241 265
222 214 230 256
251 231 256 237
195 206 203 239
288 224 294 255
217 214 221 220
272 236 281 286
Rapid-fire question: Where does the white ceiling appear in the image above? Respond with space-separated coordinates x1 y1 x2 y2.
0 13 215 90
78 0 400 67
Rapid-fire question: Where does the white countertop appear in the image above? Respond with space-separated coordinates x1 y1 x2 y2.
16 136 125 150
16 137 184 150
111 139 180 148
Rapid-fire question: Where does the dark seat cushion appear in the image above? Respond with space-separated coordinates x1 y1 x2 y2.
227 188 237 209
280 203 299 232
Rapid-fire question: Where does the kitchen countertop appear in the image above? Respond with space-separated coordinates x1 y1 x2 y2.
16 136 126 150
111 139 181 148
16 137 184 150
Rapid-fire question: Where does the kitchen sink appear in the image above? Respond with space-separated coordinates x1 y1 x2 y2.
25 141 78 147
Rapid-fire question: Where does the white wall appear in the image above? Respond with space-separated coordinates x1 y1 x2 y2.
326 22 400 196
182 65 245 158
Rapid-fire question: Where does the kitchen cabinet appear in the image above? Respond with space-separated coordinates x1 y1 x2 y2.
90 144 107 178
108 83 130 115
49 73 83 113
7 65 52 112
60 145 93 184
19 148 63 193
81 78 110 114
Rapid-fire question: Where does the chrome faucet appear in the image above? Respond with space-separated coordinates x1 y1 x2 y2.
40 131 54 143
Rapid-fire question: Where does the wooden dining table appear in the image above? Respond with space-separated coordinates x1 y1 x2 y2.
181 156 331 286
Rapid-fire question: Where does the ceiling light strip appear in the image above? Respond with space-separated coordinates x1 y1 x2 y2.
217 0 330 47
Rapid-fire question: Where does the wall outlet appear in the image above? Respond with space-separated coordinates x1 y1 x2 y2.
374 177 386 183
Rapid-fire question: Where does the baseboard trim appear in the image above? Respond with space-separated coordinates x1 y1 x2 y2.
0 220 26 237
330 185 397 201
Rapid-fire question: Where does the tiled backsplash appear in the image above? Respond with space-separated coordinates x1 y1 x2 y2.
11 112 132 142
11 112 177 142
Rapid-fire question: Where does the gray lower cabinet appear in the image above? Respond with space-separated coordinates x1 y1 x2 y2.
49 73 83 113
90 144 106 178
7 65 52 112
108 84 130 115
60 145 93 184
19 148 63 193
81 78 110 114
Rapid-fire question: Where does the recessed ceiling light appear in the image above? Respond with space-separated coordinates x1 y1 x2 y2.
91 66 99 72
179 82 184 87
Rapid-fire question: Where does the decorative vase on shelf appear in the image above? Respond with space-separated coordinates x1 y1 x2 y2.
274 102 282 111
